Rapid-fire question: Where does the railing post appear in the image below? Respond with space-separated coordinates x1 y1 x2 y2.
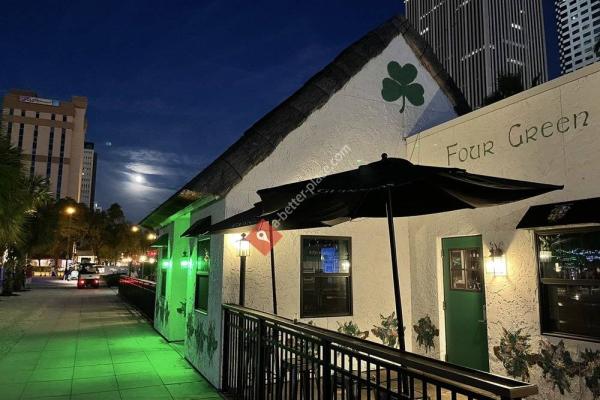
256 318 266 399
221 308 230 392
322 340 333 400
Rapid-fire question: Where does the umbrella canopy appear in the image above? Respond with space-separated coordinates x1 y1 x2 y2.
258 155 563 220
255 154 563 352
205 203 347 235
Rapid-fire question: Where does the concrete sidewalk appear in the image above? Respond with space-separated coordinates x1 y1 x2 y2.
0 277 221 400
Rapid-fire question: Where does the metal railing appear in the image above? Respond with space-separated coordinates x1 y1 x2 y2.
119 276 156 320
222 304 537 400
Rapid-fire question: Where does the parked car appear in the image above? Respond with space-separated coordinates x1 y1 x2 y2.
77 265 100 288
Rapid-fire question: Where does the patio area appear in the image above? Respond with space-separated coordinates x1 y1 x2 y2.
0 277 221 400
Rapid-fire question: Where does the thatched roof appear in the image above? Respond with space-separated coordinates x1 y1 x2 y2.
140 15 470 228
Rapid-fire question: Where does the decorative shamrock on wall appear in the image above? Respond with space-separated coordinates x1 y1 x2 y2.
381 61 425 113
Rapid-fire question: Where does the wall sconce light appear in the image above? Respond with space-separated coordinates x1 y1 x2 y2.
237 233 250 257
539 250 553 261
486 242 507 276
180 251 192 269
237 233 249 306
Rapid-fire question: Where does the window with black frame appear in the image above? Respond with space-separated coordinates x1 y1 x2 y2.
537 229 600 341
195 238 210 313
301 236 352 318
160 270 167 298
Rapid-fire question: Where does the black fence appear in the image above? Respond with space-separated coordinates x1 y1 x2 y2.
119 276 156 321
222 304 537 400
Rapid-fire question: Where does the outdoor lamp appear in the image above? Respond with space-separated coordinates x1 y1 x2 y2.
485 242 507 276
139 255 148 262
131 225 140 233
148 257 156 264
237 233 250 257
65 206 76 215
147 232 157 241
237 233 249 306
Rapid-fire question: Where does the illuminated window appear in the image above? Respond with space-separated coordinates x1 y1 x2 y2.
537 229 600 340
300 236 352 318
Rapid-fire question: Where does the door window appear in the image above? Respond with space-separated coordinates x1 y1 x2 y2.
449 248 483 291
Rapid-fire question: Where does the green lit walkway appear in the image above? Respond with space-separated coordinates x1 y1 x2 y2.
0 278 221 400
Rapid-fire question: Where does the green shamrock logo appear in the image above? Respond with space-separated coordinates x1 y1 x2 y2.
381 61 425 113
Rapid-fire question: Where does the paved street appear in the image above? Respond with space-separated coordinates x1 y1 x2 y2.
0 278 221 400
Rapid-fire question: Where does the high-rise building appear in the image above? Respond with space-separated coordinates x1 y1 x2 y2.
554 0 600 74
405 0 548 108
81 142 97 208
1 90 88 201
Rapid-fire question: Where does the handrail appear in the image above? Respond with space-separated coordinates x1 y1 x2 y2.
223 303 538 399
119 276 156 290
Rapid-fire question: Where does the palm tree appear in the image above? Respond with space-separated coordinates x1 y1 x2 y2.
0 128 28 246
483 72 525 106
0 118 51 293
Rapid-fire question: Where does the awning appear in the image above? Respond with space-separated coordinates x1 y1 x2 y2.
150 233 169 248
517 197 600 229
181 216 212 237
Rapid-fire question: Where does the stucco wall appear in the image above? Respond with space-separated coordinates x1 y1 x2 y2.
406 64 600 399
202 31 461 386
183 200 226 387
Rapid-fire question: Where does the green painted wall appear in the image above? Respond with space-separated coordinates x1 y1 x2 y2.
154 214 191 341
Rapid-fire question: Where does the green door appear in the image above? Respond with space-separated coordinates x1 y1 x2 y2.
442 236 489 371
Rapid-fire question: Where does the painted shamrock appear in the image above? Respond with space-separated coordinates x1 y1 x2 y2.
381 61 425 113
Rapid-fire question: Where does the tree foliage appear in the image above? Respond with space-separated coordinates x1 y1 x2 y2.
483 72 526 106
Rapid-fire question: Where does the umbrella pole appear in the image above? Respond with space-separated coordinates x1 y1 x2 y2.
269 222 278 314
385 187 406 352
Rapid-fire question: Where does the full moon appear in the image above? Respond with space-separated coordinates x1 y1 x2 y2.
133 174 144 183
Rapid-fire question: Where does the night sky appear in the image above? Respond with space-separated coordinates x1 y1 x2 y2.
0 1 560 222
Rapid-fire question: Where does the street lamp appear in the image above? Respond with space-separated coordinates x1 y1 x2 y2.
64 206 76 277
237 233 250 306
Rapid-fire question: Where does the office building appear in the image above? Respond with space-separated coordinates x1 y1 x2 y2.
554 0 600 74
81 142 97 208
406 0 548 108
1 90 88 201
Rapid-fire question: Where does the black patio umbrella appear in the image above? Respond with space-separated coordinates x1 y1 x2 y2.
257 154 563 351
204 204 347 314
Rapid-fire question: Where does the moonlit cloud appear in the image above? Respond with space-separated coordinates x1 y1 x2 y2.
96 146 206 221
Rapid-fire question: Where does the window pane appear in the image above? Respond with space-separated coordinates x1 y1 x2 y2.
301 236 351 317
538 231 600 281
197 239 210 272
541 284 600 338
537 229 600 340
160 270 167 297
449 248 483 291
195 274 209 312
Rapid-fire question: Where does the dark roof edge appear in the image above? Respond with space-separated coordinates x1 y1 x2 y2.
140 15 470 228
